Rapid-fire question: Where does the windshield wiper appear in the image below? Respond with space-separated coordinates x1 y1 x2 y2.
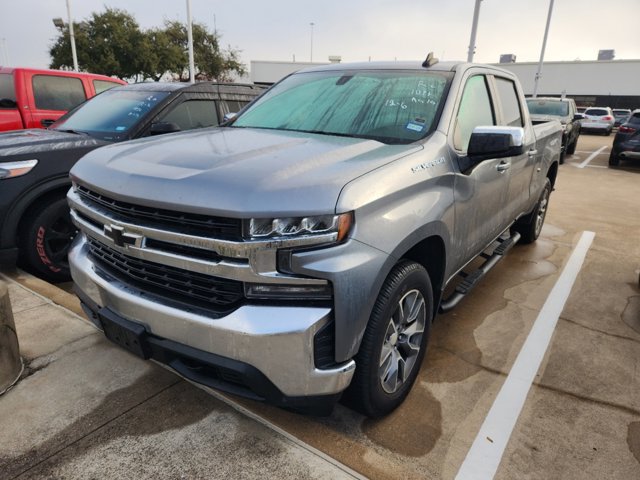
52 128 89 135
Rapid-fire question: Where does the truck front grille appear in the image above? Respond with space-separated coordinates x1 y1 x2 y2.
77 185 242 240
87 238 244 312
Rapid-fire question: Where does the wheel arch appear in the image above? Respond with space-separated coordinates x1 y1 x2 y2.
1 176 72 249
399 235 447 316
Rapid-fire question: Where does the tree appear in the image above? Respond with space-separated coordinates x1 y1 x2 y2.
155 20 246 82
49 8 246 82
50 8 150 80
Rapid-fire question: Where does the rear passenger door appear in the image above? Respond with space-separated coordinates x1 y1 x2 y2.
27 74 87 128
489 75 536 223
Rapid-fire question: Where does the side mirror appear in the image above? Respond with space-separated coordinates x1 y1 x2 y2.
0 98 17 109
467 126 525 162
222 112 237 123
573 114 584 121
150 121 181 136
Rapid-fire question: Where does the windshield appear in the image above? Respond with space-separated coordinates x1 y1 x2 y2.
231 70 451 144
527 99 569 116
52 89 170 140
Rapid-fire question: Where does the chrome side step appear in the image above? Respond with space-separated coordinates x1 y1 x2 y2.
439 231 521 313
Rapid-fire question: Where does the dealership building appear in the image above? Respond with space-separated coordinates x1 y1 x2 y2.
250 58 640 110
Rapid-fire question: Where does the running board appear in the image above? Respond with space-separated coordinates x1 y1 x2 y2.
439 231 521 313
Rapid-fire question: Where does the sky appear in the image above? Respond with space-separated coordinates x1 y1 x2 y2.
1 0 639 72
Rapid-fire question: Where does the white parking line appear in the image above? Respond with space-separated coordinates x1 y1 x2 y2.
455 231 596 480
577 146 607 168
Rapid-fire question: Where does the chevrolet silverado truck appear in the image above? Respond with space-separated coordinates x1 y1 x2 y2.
0 82 263 281
68 57 562 417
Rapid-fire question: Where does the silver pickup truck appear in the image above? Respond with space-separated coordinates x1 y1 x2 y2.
68 58 561 417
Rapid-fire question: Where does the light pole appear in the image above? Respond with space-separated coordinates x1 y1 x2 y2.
186 0 195 83
467 0 482 62
53 0 79 71
310 22 315 62
532 0 555 98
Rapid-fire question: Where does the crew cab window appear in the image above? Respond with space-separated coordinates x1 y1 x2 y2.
494 77 523 126
32 75 86 111
0 74 16 104
161 100 219 130
217 100 249 120
453 75 495 151
93 80 123 95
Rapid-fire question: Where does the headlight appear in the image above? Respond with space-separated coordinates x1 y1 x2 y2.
247 212 353 242
0 159 38 179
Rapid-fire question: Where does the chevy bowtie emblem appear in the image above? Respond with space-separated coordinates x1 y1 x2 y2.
103 224 142 248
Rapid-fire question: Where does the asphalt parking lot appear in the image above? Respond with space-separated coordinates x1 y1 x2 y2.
2 133 639 479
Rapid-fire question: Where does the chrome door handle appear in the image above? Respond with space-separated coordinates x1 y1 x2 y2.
496 161 510 172
528 149 538 157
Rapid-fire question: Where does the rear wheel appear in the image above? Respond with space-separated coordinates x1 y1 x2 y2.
513 178 551 244
345 261 433 418
20 197 77 282
609 151 620 166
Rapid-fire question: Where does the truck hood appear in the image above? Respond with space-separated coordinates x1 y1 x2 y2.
0 128 108 158
70 127 422 217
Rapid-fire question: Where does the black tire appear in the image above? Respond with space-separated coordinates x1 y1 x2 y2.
345 261 433 418
566 136 577 155
559 149 565 164
606 129 612 136
609 151 620 166
513 178 551 245
20 197 77 282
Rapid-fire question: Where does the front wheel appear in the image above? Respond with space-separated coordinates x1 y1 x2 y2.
513 178 551 245
566 136 578 155
20 197 78 282
345 261 433 418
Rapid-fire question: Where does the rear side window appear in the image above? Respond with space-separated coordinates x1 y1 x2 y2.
0 74 16 102
628 113 640 125
93 80 122 94
585 108 608 116
454 75 495 151
494 77 523 127
217 99 249 120
161 99 219 130
32 75 86 111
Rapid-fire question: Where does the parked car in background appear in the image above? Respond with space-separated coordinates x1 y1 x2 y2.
527 97 581 162
612 108 631 127
577 106 588 114
0 82 264 280
581 107 615 135
0 67 125 132
609 109 640 166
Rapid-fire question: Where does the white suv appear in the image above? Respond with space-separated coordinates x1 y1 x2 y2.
582 107 615 135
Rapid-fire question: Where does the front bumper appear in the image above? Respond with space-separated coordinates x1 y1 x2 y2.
69 234 355 408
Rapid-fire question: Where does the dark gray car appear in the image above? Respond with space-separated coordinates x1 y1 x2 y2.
0 82 264 280
527 97 581 162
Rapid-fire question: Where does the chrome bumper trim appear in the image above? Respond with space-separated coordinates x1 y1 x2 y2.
69 234 355 397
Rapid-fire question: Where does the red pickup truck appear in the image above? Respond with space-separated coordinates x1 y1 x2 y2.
0 67 125 131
